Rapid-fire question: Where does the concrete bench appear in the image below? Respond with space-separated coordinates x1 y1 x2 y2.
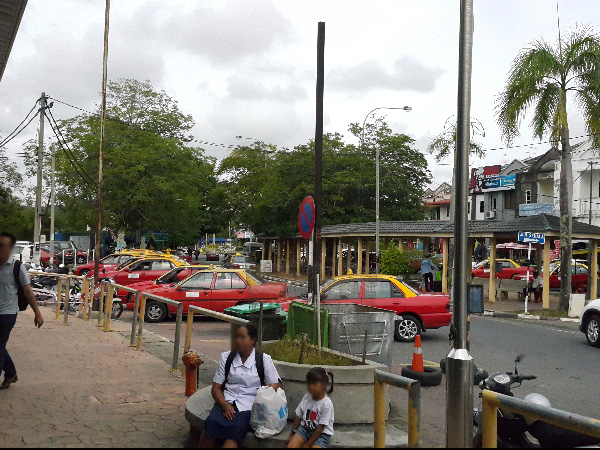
185 386 408 448
497 279 528 300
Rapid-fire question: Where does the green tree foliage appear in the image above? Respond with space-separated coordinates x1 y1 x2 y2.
380 241 412 276
497 27 600 310
219 119 430 237
22 79 218 246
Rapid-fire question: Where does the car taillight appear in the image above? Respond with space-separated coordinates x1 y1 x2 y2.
232 264 240 269
446 301 451 312
279 290 286 297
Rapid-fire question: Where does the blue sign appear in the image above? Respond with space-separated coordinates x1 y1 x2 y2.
483 174 516 191
519 203 554 217
518 232 546 244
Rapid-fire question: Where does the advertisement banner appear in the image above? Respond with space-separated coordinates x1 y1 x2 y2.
519 203 554 216
482 174 516 191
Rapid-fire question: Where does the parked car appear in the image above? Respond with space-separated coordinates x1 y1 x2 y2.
95 257 187 296
514 262 592 292
580 299 600 347
141 269 288 322
314 274 452 342
472 258 530 279
12 241 33 262
37 242 87 267
123 264 214 307
223 254 256 270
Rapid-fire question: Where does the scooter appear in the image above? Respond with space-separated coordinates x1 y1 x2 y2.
473 354 600 448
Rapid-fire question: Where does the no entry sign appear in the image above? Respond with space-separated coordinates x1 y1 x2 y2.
298 196 315 240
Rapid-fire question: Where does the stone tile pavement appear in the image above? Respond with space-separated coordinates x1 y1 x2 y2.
0 307 190 448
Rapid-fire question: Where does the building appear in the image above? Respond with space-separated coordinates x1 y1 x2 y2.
424 182 452 220
0 0 28 82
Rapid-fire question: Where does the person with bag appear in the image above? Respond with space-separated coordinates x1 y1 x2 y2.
287 367 335 449
0 232 44 390
201 324 282 448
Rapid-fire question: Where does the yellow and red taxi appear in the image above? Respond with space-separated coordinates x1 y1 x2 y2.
93 255 187 289
315 274 452 342
514 262 593 292
74 249 160 276
141 268 288 323
472 258 530 280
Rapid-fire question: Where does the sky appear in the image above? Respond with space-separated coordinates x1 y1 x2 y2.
1 0 599 190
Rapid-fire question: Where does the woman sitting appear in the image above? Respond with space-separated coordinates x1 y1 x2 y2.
201 324 282 448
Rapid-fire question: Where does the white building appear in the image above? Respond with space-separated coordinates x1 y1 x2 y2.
424 183 452 220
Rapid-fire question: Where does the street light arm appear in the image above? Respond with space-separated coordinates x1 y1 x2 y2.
361 106 412 145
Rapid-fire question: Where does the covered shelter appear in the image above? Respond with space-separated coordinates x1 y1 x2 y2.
0 0 27 83
258 214 600 309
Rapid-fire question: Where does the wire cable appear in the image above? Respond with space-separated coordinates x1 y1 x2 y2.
0 99 41 148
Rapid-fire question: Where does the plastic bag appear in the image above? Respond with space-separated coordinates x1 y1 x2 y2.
250 386 288 439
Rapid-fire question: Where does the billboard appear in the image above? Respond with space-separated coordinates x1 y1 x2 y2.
470 165 501 193
482 174 516 191
519 203 554 216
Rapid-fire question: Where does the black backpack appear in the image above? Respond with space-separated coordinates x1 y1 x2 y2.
223 351 266 387
13 260 28 312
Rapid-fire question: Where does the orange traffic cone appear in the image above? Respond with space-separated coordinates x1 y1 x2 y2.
411 335 424 373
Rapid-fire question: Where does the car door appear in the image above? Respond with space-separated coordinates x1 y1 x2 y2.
572 264 588 291
177 272 216 312
362 280 396 310
120 260 153 284
209 272 249 312
321 280 362 305
472 261 490 278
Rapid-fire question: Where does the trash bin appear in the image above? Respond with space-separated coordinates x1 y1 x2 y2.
225 303 286 341
322 304 395 367
469 285 484 314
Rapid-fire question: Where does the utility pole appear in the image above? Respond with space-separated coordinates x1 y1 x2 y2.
313 22 325 295
447 0 475 448
589 162 595 225
33 93 47 265
49 144 56 266
587 161 596 299
95 0 110 283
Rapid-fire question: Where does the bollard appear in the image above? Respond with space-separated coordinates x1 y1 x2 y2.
182 352 204 397
172 303 183 372
136 295 147 351
130 291 141 347
374 377 386 448
97 283 106 328
55 278 63 320
103 285 115 332
63 278 70 326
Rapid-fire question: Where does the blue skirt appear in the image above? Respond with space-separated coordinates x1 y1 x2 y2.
204 404 252 442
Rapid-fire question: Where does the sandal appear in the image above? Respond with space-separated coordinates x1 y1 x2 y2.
0 376 18 390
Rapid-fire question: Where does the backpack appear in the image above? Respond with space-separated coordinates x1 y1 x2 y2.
13 260 28 312
223 351 266 388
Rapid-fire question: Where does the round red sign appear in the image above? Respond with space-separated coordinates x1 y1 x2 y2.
298 196 315 240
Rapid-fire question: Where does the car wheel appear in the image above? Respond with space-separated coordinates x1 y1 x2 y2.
145 301 168 323
79 269 90 276
394 316 422 342
586 314 600 348
111 302 124 320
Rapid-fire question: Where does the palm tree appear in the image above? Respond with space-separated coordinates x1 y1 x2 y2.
497 27 600 310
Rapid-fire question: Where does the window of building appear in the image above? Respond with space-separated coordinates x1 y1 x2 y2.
479 201 485 213
468 202 471 215
492 196 497 211
446 206 450 217
526 190 532 204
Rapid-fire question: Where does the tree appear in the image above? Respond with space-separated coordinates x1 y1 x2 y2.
22 79 218 246
497 27 600 310
380 241 412 276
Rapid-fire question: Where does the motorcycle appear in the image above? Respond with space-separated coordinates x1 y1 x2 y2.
473 354 600 448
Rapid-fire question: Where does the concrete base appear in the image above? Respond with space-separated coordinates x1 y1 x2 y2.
186 387 408 448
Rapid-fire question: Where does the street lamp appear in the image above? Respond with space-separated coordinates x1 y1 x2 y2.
361 106 412 274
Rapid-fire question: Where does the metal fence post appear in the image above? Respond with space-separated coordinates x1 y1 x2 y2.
55 278 63 320
136 295 146 351
63 278 70 326
81 278 90 320
482 392 499 448
172 303 183 372
374 376 386 448
97 283 106 328
130 291 141 347
408 382 421 449
103 284 114 332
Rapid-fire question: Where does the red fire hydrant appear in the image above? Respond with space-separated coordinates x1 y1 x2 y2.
182 352 204 397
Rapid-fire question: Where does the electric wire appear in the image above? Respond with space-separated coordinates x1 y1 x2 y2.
0 99 41 148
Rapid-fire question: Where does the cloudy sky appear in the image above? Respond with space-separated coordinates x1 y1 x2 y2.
1 0 599 188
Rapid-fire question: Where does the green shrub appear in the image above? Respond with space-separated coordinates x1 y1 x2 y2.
380 240 413 276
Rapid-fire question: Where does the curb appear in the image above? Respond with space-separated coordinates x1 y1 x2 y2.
479 310 579 322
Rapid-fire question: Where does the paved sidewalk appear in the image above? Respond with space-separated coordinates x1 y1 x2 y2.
0 307 189 448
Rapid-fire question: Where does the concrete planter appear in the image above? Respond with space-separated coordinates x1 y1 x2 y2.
270 347 389 424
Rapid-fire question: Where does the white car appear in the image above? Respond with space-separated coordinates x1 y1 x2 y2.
580 299 600 347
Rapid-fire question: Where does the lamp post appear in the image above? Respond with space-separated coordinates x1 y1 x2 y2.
361 106 412 274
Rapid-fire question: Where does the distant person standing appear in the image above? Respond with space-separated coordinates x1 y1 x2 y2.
0 232 44 390
420 254 438 293
194 248 200 262
187 247 193 259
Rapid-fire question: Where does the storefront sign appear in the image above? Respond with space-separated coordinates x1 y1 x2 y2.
482 174 516 191
519 203 554 216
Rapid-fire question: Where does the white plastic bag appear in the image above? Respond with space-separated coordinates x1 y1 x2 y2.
250 386 288 439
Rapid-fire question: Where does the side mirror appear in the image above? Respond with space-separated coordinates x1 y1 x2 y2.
176 285 182 291
516 354 525 364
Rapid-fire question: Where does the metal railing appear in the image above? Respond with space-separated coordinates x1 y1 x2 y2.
482 390 600 448
99 281 184 373
28 271 92 324
374 369 421 449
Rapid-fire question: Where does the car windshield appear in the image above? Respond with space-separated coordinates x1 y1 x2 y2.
396 278 420 296
232 256 247 263
117 258 139 270
239 271 262 285
157 267 195 284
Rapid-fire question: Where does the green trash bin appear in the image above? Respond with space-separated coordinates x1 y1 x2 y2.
225 303 286 341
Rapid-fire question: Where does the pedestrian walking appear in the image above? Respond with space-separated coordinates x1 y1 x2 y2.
187 247 193 259
0 232 44 390
194 248 200 262
420 253 438 293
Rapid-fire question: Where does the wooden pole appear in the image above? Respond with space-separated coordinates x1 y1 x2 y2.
357 238 363 275
365 240 370 275
346 239 352 274
296 239 301 277
489 238 497 303
286 239 290 274
590 239 598 300
321 238 326 281
543 239 551 309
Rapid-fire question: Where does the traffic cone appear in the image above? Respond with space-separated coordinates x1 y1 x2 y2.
411 335 424 373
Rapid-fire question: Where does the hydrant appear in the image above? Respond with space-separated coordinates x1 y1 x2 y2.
182 352 204 397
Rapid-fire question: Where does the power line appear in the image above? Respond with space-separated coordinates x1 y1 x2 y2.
0 99 41 148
